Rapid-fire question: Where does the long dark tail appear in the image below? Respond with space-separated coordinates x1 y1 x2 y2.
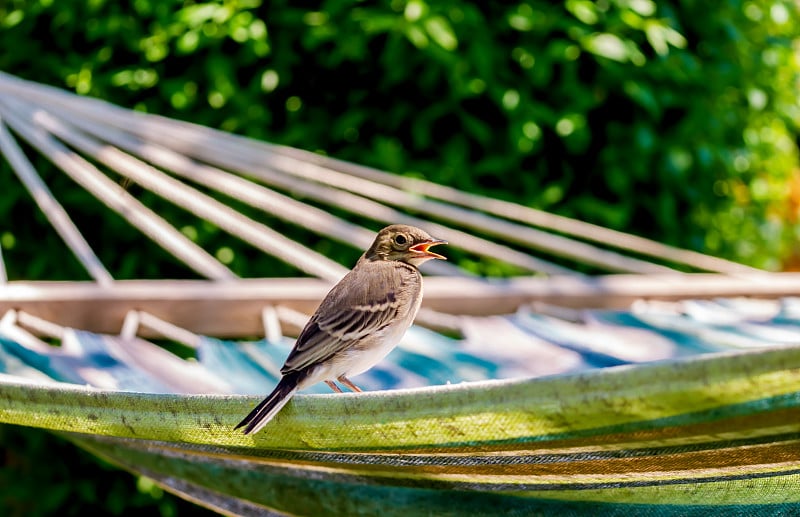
235 373 303 435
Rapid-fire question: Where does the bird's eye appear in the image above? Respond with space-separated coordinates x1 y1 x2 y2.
394 234 407 246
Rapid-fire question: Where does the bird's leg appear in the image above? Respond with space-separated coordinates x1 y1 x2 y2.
325 380 343 393
338 375 363 392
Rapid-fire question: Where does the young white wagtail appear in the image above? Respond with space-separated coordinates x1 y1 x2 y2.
236 224 447 434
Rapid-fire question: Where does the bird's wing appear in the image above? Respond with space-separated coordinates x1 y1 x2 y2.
281 261 420 373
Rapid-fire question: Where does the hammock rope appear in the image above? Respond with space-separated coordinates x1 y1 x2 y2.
0 70 745 280
0 113 114 285
0 238 7 284
296 149 762 275
0 104 236 282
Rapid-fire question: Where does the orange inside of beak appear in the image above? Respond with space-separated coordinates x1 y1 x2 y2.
410 240 447 260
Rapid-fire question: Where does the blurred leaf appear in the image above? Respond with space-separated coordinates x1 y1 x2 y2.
424 16 458 50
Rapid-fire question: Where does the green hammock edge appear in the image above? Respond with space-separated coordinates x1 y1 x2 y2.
71 435 800 514
1 345 799 451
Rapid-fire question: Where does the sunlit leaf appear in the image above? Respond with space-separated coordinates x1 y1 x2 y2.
424 16 457 51
582 33 630 62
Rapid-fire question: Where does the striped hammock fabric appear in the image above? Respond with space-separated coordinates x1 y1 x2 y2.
1 298 800 515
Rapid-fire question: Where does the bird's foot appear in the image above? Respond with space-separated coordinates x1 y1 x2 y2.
325 380 343 393
338 375 363 392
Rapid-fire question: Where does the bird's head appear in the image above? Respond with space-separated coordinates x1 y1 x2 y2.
365 224 447 267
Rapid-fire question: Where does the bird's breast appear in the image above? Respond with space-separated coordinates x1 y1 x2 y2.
340 276 423 377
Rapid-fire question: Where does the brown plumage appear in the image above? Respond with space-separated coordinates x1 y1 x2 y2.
235 224 446 434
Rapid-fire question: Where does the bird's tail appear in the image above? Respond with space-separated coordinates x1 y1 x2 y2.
235 373 303 435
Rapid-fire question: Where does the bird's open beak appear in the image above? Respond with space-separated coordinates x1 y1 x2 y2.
410 239 447 260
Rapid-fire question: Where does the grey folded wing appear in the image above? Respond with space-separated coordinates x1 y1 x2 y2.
281 261 420 373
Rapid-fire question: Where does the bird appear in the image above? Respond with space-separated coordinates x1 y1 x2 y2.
235 224 447 434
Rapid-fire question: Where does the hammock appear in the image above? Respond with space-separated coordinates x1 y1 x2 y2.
3 300 800 515
1 73 799 515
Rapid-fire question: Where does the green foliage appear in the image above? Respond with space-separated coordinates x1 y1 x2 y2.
1 0 798 274
0 426 215 516
0 0 799 513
